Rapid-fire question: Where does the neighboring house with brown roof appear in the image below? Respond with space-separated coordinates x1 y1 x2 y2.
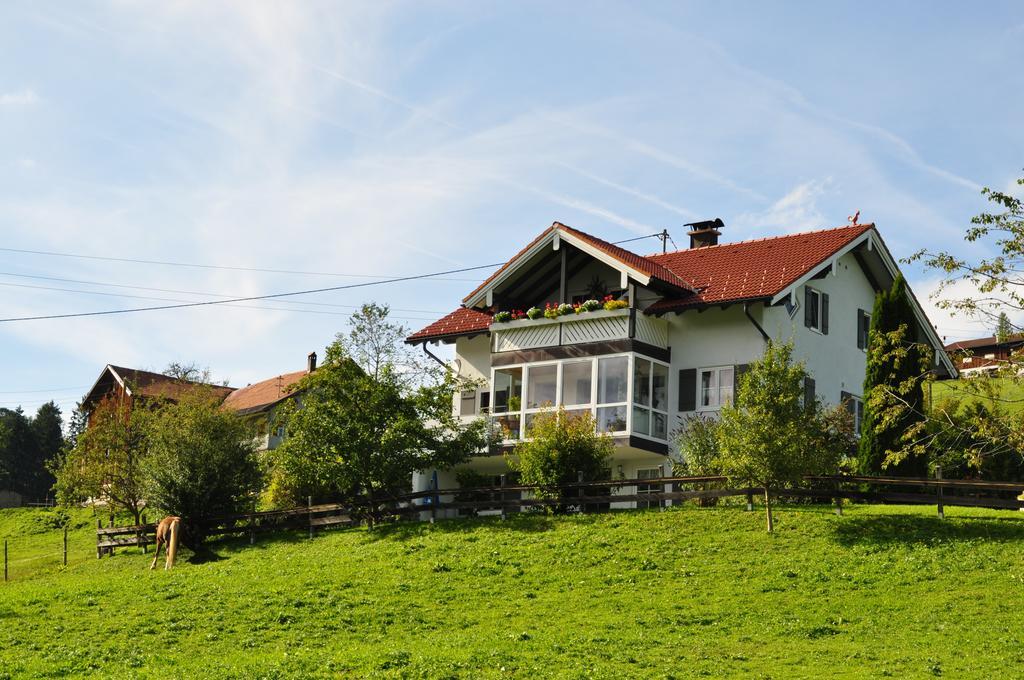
220 353 318 450
944 335 1024 375
82 364 236 423
406 219 956 513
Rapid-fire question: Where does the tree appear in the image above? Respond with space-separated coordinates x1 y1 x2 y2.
141 389 262 541
0 408 37 497
27 402 62 501
717 342 853 532
672 415 722 477
507 408 613 513
996 311 1013 344
910 174 1024 328
858 275 931 475
52 396 150 524
272 303 486 522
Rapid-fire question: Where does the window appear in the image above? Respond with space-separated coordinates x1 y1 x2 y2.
841 391 864 435
636 467 662 509
804 286 829 334
459 390 477 416
698 366 734 410
857 309 871 350
489 354 653 441
633 358 669 439
275 425 285 438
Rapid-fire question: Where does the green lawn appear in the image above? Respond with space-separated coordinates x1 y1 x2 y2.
932 376 1024 413
2 503 1024 678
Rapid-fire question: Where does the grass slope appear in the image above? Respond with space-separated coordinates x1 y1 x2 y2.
2 504 1024 678
932 376 1024 413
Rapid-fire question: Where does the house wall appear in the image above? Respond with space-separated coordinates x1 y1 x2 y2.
760 252 876 406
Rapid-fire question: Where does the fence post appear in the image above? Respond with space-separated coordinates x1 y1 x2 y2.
140 512 147 554
108 515 114 558
746 489 754 512
308 496 313 539
936 465 944 520
249 505 256 546
500 474 507 520
96 519 102 559
63 525 68 567
4 539 7 582
577 470 584 513
834 479 843 517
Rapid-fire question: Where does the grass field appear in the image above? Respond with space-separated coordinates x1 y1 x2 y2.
931 376 1024 413
2 503 1024 678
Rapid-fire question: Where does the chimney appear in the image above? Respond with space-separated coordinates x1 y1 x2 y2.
307 352 317 373
684 218 724 248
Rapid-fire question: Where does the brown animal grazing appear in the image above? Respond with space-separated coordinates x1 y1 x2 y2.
150 516 182 571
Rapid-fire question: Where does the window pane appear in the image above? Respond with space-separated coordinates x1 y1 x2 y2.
633 358 651 406
632 405 650 435
492 367 522 413
652 363 668 411
808 290 820 329
719 368 734 407
526 364 557 409
652 412 667 440
597 405 627 432
700 370 717 407
563 408 591 425
459 390 477 416
561 360 593 406
495 414 521 440
598 356 628 404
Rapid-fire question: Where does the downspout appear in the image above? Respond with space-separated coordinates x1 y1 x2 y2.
421 342 450 371
743 301 771 344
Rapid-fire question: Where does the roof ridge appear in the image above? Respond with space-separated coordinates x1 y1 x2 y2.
646 223 874 258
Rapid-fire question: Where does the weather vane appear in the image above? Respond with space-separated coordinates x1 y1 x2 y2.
848 210 861 226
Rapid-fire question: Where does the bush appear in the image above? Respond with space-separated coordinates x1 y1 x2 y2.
506 408 612 513
673 415 722 477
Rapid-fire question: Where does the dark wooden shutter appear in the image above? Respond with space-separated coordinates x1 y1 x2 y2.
803 377 816 407
804 287 814 328
679 369 696 412
733 364 749 402
821 293 830 335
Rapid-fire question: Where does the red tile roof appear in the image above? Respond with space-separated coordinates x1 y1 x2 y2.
101 365 235 403
409 222 875 342
221 370 308 415
406 306 493 343
945 335 1024 351
645 223 874 312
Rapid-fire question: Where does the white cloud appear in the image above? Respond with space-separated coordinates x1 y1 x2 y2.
0 89 38 107
912 276 1024 344
733 179 833 233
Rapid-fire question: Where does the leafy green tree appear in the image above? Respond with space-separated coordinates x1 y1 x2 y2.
858 276 931 475
52 395 150 524
28 402 63 500
141 388 262 540
717 342 853 532
996 311 1013 344
672 415 722 476
273 303 487 522
507 408 612 513
0 407 37 498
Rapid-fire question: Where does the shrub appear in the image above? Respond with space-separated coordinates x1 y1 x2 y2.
506 407 612 513
673 415 722 476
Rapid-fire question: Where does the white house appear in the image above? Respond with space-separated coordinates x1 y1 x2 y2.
405 219 956 512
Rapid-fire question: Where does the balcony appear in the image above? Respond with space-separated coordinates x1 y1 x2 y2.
490 351 670 449
490 308 668 353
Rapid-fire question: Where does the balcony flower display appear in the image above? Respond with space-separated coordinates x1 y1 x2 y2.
543 302 560 319
493 311 512 323
557 303 573 315
603 295 628 311
527 306 544 320
580 299 603 312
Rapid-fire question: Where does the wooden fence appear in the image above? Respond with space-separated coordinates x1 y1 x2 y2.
95 473 1024 556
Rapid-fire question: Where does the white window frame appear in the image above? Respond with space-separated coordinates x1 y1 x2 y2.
489 352 668 443
697 365 735 412
806 286 824 334
631 356 671 443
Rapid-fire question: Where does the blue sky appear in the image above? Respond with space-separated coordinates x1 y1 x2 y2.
1 1 1022 419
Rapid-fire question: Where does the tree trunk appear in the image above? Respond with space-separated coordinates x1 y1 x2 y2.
763 487 774 533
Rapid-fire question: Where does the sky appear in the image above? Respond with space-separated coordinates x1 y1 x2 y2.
1 1 1022 420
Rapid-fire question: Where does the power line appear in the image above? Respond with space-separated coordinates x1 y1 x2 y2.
0 385 89 394
0 271 449 314
0 245 485 281
0 262 505 323
0 233 666 324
